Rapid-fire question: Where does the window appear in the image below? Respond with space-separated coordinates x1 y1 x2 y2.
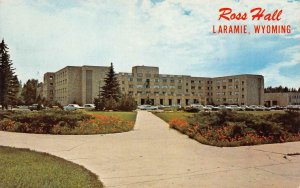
122 81 125 84
137 78 142 82
191 86 195 89
242 81 245 85
191 80 195 84
145 79 150 88
50 83 53 86
198 86 202 90
49 76 53 80
146 73 151 78
137 73 143 77
223 86 226 89
129 85 133 88
128 77 133 81
186 89 189 92
178 80 182 83
242 95 245 98
235 85 239 89
170 80 175 83
163 79 167 83
178 86 182 89
217 86 220 89
229 79 233 82
186 83 188 86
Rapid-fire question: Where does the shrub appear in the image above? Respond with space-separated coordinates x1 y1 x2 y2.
184 107 199 113
0 109 134 134
118 95 137 111
168 110 300 147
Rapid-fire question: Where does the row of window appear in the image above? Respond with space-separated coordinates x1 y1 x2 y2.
216 98 240 102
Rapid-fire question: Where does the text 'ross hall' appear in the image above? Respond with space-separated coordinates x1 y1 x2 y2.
212 7 291 34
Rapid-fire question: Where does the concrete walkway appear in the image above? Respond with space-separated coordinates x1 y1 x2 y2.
0 111 299 188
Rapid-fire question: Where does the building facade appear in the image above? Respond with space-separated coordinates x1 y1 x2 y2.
43 72 55 101
264 92 300 106
43 65 264 106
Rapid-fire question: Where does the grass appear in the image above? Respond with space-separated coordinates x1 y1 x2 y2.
153 112 195 122
88 111 137 122
0 146 103 188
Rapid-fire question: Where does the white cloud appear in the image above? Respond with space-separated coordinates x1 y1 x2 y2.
0 0 299 87
258 45 300 88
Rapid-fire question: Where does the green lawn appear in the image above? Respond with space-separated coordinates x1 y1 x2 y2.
0 146 103 188
88 111 137 122
153 112 195 122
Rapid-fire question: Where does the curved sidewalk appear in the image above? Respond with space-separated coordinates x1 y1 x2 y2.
0 111 299 188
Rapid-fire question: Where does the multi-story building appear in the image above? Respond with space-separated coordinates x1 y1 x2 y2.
43 72 55 101
264 92 300 106
43 65 264 106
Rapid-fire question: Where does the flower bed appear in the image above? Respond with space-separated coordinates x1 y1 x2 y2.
168 110 300 147
0 110 134 134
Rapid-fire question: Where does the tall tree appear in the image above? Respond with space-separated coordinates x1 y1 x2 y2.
7 75 21 106
0 39 17 109
94 63 121 110
21 79 38 105
101 63 121 101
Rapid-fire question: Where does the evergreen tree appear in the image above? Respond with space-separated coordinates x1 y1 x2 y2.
101 63 121 101
0 39 18 109
94 63 121 110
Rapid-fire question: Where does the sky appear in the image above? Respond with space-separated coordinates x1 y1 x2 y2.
0 0 299 88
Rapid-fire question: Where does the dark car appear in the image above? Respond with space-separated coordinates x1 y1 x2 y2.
29 104 45 111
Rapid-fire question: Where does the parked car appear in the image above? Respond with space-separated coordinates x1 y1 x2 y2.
83 104 95 110
270 105 284 110
63 104 84 111
226 105 239 111
204 105 214 111
137 105 158 110
29 104 45 111
246 105 258 111
190 104 205 111
286 105 300 111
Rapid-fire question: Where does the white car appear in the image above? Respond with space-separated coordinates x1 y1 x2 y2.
204 105 214 111
226 105 239 111
137 105 158 110
190 104 205 110
83 104 95 110
63 104 84 111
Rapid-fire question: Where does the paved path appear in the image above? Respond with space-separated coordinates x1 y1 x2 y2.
1 111 300 188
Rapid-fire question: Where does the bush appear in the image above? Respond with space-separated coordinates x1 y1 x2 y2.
184 107 199 113
169 110 300 147
0 109 134 134
118 95 137 111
